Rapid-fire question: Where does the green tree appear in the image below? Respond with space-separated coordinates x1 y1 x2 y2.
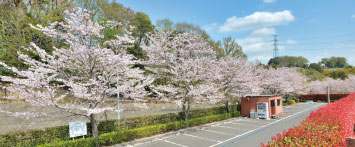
320 57 349 68
0 2 26 68
96 1 135 45
97 1 134 24
154 19 246 60
127 12 154 59
130 12 154 45
175 22 210 40
0 0 73 70
309 63 323 73
213 37 247 59
268 56 309 68
156 18 174 32
75 0 100 14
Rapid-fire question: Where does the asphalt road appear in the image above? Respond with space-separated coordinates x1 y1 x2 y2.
114 102 326 147
220 103 325 147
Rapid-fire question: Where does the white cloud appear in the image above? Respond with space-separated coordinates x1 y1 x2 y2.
352 14 355 19
286 40 297 44
251 28 276 36
238 28 276 53
219 10 295 33
238 33 272 53
263 0 277 3
237 28 287 63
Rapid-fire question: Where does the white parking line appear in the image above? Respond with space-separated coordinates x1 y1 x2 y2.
209 104 323 147
214 125 249 130
158 139 188 147
184 134 222 143
198 129 235 136
229 122 258 126
231 120 271 123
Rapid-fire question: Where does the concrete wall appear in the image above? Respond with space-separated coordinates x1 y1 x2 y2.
241 96 283 118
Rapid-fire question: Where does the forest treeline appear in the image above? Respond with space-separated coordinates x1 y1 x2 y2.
268 56 354 81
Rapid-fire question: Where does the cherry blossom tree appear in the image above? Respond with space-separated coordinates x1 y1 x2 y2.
0 8 153 142
143 31 222 121
256 67 307 96
215 56 260 112
307 75 355 94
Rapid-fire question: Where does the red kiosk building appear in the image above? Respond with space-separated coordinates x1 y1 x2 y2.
241 95 283 119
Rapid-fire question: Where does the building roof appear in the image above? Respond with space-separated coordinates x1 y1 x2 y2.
244 95 279 98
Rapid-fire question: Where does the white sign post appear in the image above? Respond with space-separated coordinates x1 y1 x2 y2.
257 102 269 119
69 120 87 139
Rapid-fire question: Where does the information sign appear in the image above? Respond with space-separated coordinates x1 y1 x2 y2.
69 120 87 138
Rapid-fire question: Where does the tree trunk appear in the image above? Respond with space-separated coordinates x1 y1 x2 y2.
90 114 99 146
16 11 21 69
285 93 289 102
225 99 231 113
182 98 191 121
224 88 231 113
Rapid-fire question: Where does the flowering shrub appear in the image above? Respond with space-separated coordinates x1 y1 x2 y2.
262 92 355 147
289 100 296 104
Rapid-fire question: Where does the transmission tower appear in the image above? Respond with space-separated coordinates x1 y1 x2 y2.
272 35 279 64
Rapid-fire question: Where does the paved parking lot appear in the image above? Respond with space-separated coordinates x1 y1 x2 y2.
114 102 326 147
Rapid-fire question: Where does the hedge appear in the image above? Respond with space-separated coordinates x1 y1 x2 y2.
34 138 96 147
38 111 240 147
0 105 239 147
299 93 349 102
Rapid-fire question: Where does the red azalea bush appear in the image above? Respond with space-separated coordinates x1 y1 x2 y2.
262 93 355 147
299 94 350 102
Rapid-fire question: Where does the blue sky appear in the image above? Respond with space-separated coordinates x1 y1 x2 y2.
119 0 355 65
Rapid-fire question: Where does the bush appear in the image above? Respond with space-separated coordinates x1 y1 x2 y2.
299 68 326 81
0 125 70 147
289 100 296 104
282 101 290 106
323 69 350 80
262 93 355 147
0 105 239 146
309 63 323 73
37 138 96 147
39 112 241 147
0 66 15 76
120 112 178 129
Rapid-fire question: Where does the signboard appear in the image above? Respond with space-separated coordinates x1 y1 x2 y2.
69 120 87 138
257 102 269 119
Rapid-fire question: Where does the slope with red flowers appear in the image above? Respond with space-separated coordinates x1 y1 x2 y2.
262 93 355 146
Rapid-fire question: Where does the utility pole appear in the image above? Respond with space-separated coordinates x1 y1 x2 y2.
327 86 330 103
117 78 120 129
272 35 279 64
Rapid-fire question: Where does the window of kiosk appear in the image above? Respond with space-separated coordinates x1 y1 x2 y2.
277 99 281 106
271 100 275 107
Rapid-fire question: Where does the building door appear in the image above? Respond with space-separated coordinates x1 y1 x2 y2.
270 100 276 115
